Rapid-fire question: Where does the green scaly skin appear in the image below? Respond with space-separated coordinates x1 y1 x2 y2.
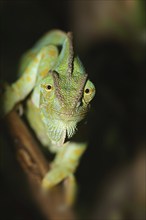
1 30 95 205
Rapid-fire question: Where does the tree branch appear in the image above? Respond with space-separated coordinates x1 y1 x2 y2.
3 110 76 220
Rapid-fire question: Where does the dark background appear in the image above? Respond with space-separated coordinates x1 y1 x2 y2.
0 1 145 220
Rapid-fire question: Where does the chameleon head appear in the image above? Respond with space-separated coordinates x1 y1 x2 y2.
39 33 95 146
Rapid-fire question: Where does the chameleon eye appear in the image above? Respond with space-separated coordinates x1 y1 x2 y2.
85 88 90 94
46 85 52 91
83 80 95 103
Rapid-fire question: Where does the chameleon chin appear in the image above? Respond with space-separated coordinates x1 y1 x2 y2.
43 118 78 146
1 29 95 205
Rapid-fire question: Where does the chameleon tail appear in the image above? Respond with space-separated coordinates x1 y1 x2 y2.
18 30 67 76
32 29 67 52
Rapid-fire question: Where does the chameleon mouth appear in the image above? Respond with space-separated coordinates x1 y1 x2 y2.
44 118 77 146
49 127 76 147
40 105 88 146
52 108 89 119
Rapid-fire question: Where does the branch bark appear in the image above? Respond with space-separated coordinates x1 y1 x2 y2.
3 110 76 220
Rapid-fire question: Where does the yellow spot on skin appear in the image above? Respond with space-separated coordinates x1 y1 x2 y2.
16 83 21 88
42 178 52 189
40 69 48 77
41 53 46 59
34 57 39 63
26 76 32 82
25 66 31 74
49 49 57 57
69 158 75 164
74 149 82 156
58 172 65 179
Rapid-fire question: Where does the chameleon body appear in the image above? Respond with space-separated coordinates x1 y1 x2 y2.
1 30 95 205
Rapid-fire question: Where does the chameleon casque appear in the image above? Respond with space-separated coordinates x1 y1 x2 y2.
1 30 95 205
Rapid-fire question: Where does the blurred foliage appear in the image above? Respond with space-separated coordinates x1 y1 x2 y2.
71 0 146 48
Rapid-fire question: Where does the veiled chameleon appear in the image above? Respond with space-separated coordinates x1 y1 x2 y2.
1 30 95 205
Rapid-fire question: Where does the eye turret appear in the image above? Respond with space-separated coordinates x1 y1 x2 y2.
83 80 95 103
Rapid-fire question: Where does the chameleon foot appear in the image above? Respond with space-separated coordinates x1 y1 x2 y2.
63 174 77 206
41 166 77 206
41 166 70 190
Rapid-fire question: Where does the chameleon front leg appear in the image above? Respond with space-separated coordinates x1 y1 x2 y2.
1 46 57 116
42 142 87 205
